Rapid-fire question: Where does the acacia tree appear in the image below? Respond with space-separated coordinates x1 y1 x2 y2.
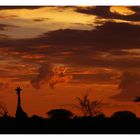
77 94 101 117
47 109 74 119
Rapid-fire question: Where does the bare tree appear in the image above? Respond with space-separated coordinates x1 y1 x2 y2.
77 94 101 117
0 102 8 117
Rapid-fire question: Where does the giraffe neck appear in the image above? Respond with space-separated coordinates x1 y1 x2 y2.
17 93 21 106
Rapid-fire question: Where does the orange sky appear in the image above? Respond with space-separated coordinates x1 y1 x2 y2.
0 6 140 118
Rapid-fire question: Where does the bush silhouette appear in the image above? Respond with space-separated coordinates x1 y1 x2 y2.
111 111 136 121
0 102 8 118
47 109 74 119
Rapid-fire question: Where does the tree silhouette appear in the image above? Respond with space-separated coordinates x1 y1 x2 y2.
111 111 136 121
0 102 8 117
77 94 101 117
47 109 74 119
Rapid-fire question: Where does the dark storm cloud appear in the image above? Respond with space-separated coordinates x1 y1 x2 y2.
32 21 140 51
0 21 140 71
1 21 140 52
0 10 140 89
76 6 140 21
111 72 140 101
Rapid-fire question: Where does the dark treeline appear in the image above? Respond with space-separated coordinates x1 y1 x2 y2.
0 87 139 134
0 110 140 134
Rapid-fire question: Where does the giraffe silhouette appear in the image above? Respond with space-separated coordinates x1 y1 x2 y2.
15 87 28 119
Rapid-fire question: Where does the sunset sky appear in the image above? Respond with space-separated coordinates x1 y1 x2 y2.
0 6 140 117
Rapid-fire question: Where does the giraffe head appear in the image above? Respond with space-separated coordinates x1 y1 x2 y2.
16 87 22 95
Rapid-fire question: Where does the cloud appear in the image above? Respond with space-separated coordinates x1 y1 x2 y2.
31 63 53 89
0 6 42 10
76 6 140 21
49 66 72 88
0 21 140 52
31 64 72 89
0 21 140 71
45 21 140 50
0 21 140 85
111 72 140 101
33 18 50 22
133 97 140 102
0 6 140 91
0 23 18 30
71 72 119 85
